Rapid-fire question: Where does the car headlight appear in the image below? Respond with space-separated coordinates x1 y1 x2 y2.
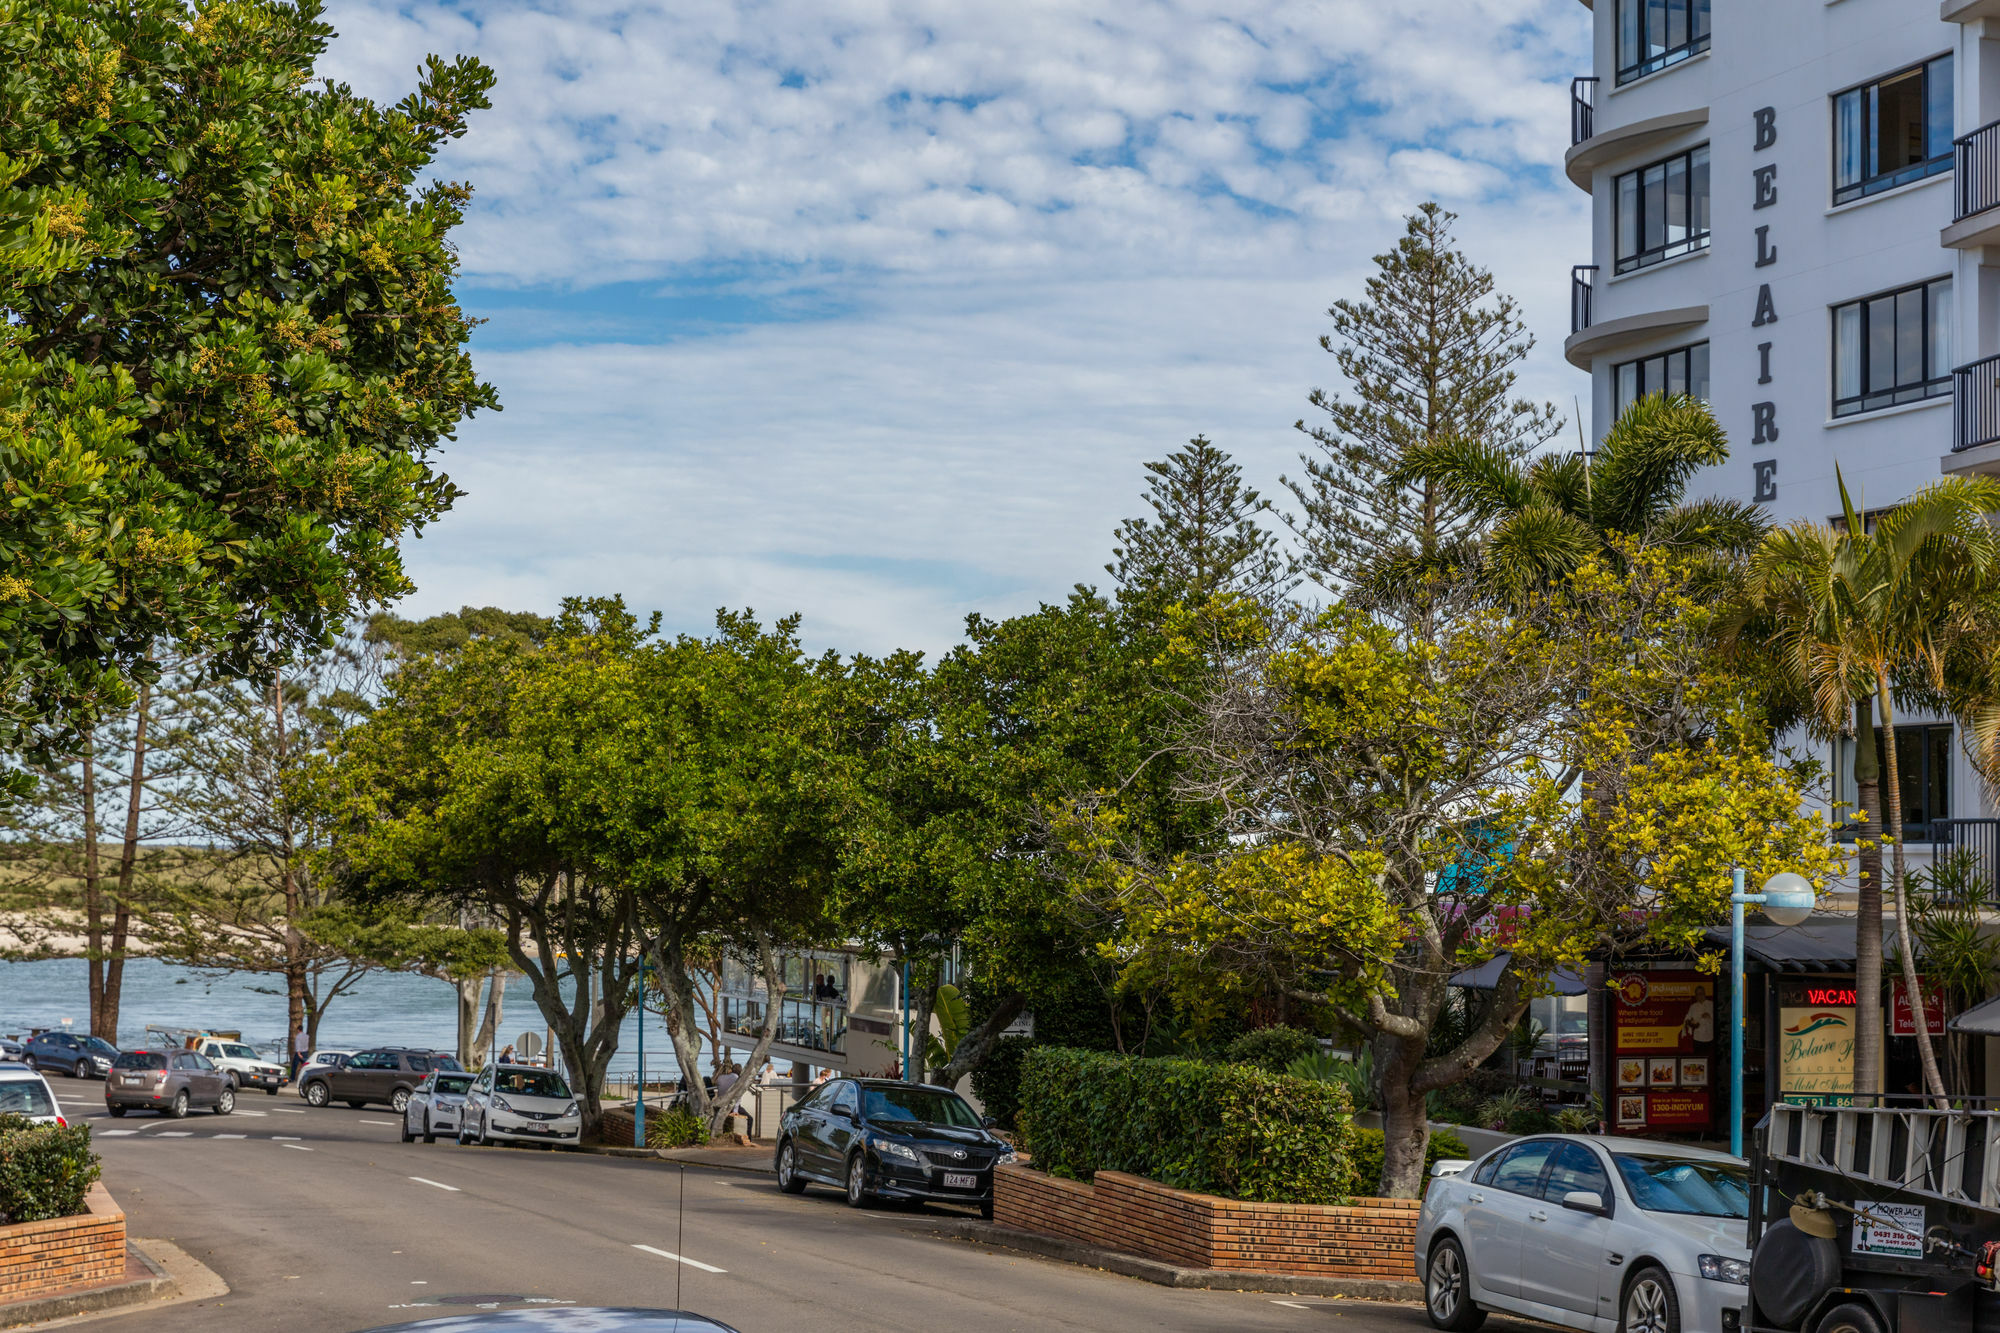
1698 1255 1750 1285
868 1135 920 1162
492 1096 514 1112
997 1142 1017 1160
562 1102 579 1118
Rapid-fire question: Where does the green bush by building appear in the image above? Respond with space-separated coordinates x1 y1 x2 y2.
0 1114 100 1225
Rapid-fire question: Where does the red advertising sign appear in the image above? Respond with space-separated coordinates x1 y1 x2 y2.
1643 1091 1712 1129
1609 971 1717 1135
1892 978 1948 1037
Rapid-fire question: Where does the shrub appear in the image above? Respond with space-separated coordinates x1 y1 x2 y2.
0 1114 100 1225
1289 1049 1374 1111
1345 1127 1471 1198
1016 1046 1354 1204
970 1035 1035 1131
1222 1025 1320 1075
645 1105 709 1149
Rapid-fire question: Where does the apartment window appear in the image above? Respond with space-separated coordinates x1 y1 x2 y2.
1614 147 1710 275
1616 0 1711 86
1833 54 1954 205
1834 724 1952 839
1614 342 1710 415
1832 277 1951 418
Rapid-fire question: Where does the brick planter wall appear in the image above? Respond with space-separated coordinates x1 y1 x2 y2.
994 1164 1419 1280
0 1183 127 1302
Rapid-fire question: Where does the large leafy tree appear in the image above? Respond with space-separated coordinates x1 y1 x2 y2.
0 0 497 769
1744 472 2000 1101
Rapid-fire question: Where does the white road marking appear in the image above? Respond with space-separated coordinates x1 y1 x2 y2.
232 1110 268 1117
99 1130 138 1136
1271 1300 1310 1310
213 1134 247 1139
633 1244 726 1274
409 1177 460 1192
282 1144 313 1152
361 1119 395 1126
157 1131 192 1137
272 1135 302 1140
272 1107 306 1114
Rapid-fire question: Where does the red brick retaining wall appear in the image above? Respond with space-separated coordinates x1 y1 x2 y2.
0 1183 127 1301
994 1164 1420 1279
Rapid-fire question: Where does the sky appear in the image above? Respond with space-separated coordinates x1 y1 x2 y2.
321 0 1592 657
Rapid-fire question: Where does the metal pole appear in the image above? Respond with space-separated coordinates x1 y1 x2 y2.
636 953 647 1148
1731 866 1746 1159
901 958 911 1083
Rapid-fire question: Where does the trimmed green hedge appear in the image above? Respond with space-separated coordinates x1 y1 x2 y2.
970 1034 1034 1131
1016 1046 1354 1204
0 1114 100 1225
1222 1025 1320 1075
1346 1127 1470 1197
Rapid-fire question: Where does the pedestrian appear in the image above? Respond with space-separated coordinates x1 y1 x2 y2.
498 1043 515 1065
290 1020 309 1081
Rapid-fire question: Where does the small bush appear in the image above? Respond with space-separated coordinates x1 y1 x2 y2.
1289 1049 1374 1111
1016 1046 1354 1205
0 1114 100 1225
1222 1025 1320 1075
1346 1127 1471 1198
1505 1106 1556 1136
645 1105 709 1149
970 1035 1035 1131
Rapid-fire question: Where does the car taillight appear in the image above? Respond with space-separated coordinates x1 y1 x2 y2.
55 1116 66 1127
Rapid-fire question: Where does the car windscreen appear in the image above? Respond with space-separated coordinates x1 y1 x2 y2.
432 1055 464 1071
434 1074 474 1096
113 1052 168 1071
218 1043 258 1060
0 1080 55 1117
494 1070 570 1099
862 1086 979 1128
1612 1154 1750 1217
82 1038 117 1056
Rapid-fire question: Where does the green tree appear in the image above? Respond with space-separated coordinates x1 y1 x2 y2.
0 0 497 769
1744 472 2000 1101
1285 203 1560 591
1109 436 1283 607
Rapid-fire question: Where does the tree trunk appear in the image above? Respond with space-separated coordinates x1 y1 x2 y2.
472 971 504 1064
657 939 715 1124
1851 695 1884 1099
80 735 104 1035
1876 679 1946 1102
1374 1031 1430 1200
101 682 151 1044
936 991 1027 1088
456 975 480 1067
904 958 939 1083
707 938 789 1138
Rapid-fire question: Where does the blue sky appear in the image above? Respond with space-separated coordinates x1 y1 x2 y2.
324 0 1590 655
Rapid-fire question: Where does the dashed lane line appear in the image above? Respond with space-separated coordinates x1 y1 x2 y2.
271 1107 306 1114
408 1177 460 1192
214 1134 247 1139
272 1136 303 1140
157 1131 192 1137
361 1119 395 1126
99 1129 138 1136
632 1244 726 1274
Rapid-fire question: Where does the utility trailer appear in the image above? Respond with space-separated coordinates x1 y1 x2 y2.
1747 1100 2000 1333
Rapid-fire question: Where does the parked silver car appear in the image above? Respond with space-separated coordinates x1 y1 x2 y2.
1415 1134 1749 1333
402 1070 474 1143
457 1063 582 1148
0 1065 65 1125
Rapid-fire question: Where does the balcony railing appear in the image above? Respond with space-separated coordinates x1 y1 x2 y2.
1953 352 2000 452
1570 265 1597 336
1932 819 2000 903
1570 77 1598 147
1956 118 2000 222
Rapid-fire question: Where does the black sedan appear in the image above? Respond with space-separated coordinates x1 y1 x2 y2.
774 1077 1013 1218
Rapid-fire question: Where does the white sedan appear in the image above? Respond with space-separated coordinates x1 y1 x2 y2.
1415 1134 1749 1333
0 1065 65 1125
456 1063 582 1148
402 1070 474 1144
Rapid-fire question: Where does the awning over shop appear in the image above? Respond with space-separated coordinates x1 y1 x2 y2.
1447 953 1587 995
1951 993 2000 1036
1696 919 1876 973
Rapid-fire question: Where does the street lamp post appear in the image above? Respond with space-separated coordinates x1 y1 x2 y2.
1728 869 1816 1157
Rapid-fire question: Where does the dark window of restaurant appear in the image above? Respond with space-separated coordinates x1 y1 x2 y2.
1832 277 1951 419
1615 342 1710 415
1616 0 1711 86
1615 147 1710 275
1833 54 1953 205
1834 724 1952 838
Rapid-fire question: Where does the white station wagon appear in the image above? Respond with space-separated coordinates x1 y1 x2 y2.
1416 1134 1750 1333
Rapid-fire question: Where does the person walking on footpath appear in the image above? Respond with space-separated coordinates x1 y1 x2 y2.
291 1021 310 1081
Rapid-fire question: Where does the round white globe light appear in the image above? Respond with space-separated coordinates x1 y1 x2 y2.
1760 871 1816 927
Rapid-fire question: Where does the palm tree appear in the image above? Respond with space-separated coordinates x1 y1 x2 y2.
1745 470 2000 1102
1393 394 1768 603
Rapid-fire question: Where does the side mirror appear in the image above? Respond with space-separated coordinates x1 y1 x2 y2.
981 1116 997 1130
1431 1160 1472 1179
1561 1189 1606 1215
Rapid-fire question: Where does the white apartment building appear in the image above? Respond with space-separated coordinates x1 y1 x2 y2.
1566 0 2000 898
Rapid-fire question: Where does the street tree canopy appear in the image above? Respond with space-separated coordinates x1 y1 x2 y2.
0 0 497 771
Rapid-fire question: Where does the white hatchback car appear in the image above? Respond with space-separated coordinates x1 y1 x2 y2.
1416 1134 1749 1333
0 1064 66 1125
456 1063 582 1148
402 1070 475 1143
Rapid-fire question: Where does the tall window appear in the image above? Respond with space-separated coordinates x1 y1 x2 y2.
1834 724 1952 839
1616 0 1711 85
1614 342 1710 414
1832 277 1951 418
1614 147 1710 275
1833 54 1954 205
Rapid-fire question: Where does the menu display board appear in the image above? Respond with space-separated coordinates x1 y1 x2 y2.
1609 971 1715 1134
1777 980 1855 1106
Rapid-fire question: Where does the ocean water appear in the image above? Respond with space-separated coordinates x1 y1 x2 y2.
0 957 684 1079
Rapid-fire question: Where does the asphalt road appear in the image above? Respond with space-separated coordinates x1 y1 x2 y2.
43 1075 1551 1333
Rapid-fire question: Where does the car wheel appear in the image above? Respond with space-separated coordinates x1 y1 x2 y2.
265 1086 279 1096
1620 1265 1680 1333
777 1140 808 1194
214 1086 235 1116
107 1104 127 1118
980 1198 994 1221
225 1072 239 1091
168 1089 189 1120
423 1114 436 1146
1814 1302 1885 1333
74 1059 91 1080
303 1081 329 1108
1425 1237 1486 1332
845 1153 873 1209
391 1087 411 1113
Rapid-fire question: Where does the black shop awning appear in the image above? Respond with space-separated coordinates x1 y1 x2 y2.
1447 953 1588 995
